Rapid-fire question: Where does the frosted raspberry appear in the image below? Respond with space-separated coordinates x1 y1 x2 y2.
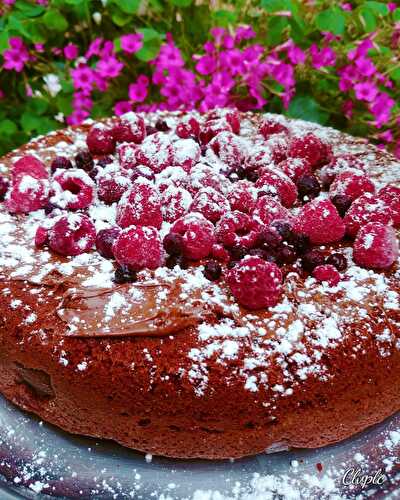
329 169 375 202
137 132 174 173
294 199 345 245
215 211 260 249
252 195 294 227
256 167 298 208
259 119 288 139
199 118 230 144
12 155 48 181
98 173 131 205
34 226 48 248
112 112 146 144
320 154 366 187
343 193 393 238
227 180 257 214
243 148 274 178
116 181 162 229
188 164 230 195
173 138 201 172
190 187 230 223
210 243 230 263
129 165 155 183
208 131 246 170
6 175 49 214
52 169 94 210
226 111 241 134
378 184 400 226
48 214 96 256
226 256 283 309
288 133 331 169
117 143 140 171
353 222 399 270
171 213 215 260
312 265 341 286
161 186 192 223
86 124 115 155
279 157 312 182
113 225 163 270
155 166 188 193
96 227 121 259
176 117 200 139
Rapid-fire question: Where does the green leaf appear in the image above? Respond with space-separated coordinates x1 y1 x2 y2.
266 16 289 46
0 120 18 136
111 9 132 27
359 7 377 32
56 94 73 115
364 1 389 16
389 68 400 82
0 30 9 53
212 9 237 26
286 95 329 125
20 112 42 133
393 8 400 21
114 0 140 14
27 98 48 115
15 0 45 17
170 0 192 6
42 10 69 31
135 40 161 62
315 7 346 35
262 0 293 13
137 28 163 42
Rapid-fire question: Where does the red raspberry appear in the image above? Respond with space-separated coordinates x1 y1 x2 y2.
98 173 131 205
208 131 246 170
312 264 341 286
190 187 230 223
343 193 393 238
155 166 188 193
226 256 283 309
210 243 230 263
215 211 260 249
137 132 174 173
129 165 155 183
227 180 257 214
288 133 331 169
171 213 215 260
117 143 140 171
86 124 115 155
112 225 163 270
199 119 230 145
256 167 298 208
48 214 96 256
266 134 289 164
176 117 200 139
34 226 49 248
96 227 121 259
259 119 288 139
52 169 94 210
294 199 345 245
112 113 146 144
188 164 230 195
173 138 201 172
378 184 400 226
225 111 241 134
279 157 312 182
353 222 399 270
6 175 49 214
12 155 48 181
244 148 274 175
161 186 192 223
320 154 366 187
252 195 294 227
116 181 162 229
329 169 375 202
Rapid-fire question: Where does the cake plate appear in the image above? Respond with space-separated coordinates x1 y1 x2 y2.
0 394 398 499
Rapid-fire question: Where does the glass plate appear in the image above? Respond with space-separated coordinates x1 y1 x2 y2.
0 394 398 499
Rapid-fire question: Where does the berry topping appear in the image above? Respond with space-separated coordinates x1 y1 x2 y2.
34 226 48 248
301 249 325 272
137 132 174 173
163 232 184 256
161 186 192 223
296 174 321 201
12 155 48 181
203 260 222 281
117 143 140 171
227 180 257 214
226 111 240 134
288 133 331 169
86 124 115 155
188 164 230 195
171 213 216 260
326 252 348 271
98 173 131 205
113 225 163 270
279 157 312 182
75 151 94 172
116 181 162 229
114 265 137 284
259 119 288 139
288 232 310 254
378 184 400 226
216 211 260 249
320 154 366 187
276 245 297 265
48 214 96 256
51 156 73 173
210 243 230 263
6 175 49 214
0 176 9 201
329 169 375 202
190 187 230 223
312 264 341 286
294 199 345 245
176 117 200 139
258 226 283 249
96 227 121 259
226 256 283 309
331 194 353 217
112 113 146 144
173 138 201 172
209 131 246 170
199 119 230 145
353 222 399 270
52 169 95 210
252 195 294 227
343 193 393 238
256 167 297 208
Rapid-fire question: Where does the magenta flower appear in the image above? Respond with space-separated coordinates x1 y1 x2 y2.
34 43 45 53
195 54 217 75
66 109 90 126
129 75 149 102
64 43 79 61
287 43 305 65
355 57 376 77
354 82 378 102
235 26 256 43
71 64 96 91
342 100 354 119
96 56 124 79
114 101 132 115
3 38 29 72
370 93 395 128
4 0 16 5
341 3 352 10
120 33 143 54
310 44 336 69
86 38 103 59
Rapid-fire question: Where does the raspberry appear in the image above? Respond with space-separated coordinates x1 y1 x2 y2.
176 117 200 139
0 176 9 201
98 173 131 205
259 119 288 139
113 225 163 270
86 124 115 155
331 194 352 217
256 167 297 208
276 245 297 265
243 148 273 179
48 214 96 256
343 193 393 238
266 134 289 164
34 226 49 248
294 199 345 245
161 186 192 223
226 111 241 134
173 138 201 172
96 227 121 259
296 174 321 201
320 154 366 187
51 156 73 174
210 243 230 263
301 249 325 272
208 131 246 170
279 157 311 182
190 187 230 223
198 119 230 145
129 165 155 183
288 133 331 169
52 169 94 210
203 260 222 281
326 252 347 271
378 184 400 226
329 169 375 202
137 132 174 173
353 222 399 270
114 265 137 284
6 175 49 214
112 113 146 144
117 143 140 171
155 166 188 193
188 164 230 195
116 181 162 229
75 151 94 172
227 180 257 214
252 195 294 227
226 256 283 309
12 155 48 181
215 211 260 249
171 213 216 260
312 264 341 286
163 232 184 256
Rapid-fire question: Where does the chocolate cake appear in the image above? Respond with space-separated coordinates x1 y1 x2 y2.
0 109 399 459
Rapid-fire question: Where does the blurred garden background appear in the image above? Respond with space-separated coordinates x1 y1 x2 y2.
0 0 399 158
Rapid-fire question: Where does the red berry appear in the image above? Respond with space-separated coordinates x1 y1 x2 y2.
209 131 246 170
203 260 222 281
188 164 230 195
6 175 49 214
252 195 294 227
112 113 146 144
176 117 200 139
256 167 297 208
294 199 345 245
259 119 288 139
343 193 393 238
266 134 289 164
227 180 257 214
48 214 96 256
161 186 192 223
320 154 366 187
353 222 399 270
326 252 347 271
226 256 283 309
215 211 260 249
98 172 131 205
198 119 230 145
12 155 48 182
279 157 312 182
96 227 121 259
312 264 341 286
34 226 49 248
173 138 201 172
117 143 140 171
190 187 230 223
378 184 400 226
0 176 9 201
288 133 331 169
331 194 353 217
116 181 162 229
51 156 73 174
75 151 94 172
210 243 230 263
163 232 184 256
226 111 241 134
329 169 375 202
137 132 174 173
171 214 215 260
52 169 94 210
113 225 163 270
301 249 325 272
86 124 115 155
296 174 321 201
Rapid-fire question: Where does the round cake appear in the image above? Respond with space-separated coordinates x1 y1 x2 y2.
0 109 399 460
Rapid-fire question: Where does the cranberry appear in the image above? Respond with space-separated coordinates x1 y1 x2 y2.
96 227 121 259
326 252 347 271
203 260 222 281
114 265 137 284
296 174 321 201
301 249 325 272
51 156 73 173
163 233 184 256
0 176 9 201
75 151 94 172
331 194 353 217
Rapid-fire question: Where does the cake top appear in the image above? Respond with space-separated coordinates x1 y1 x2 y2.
0 109 399 397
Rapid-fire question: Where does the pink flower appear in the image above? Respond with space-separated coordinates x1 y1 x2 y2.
4 0 16 5
86 38 103 59
96 56 124 79
287 43 305 65
66 109 90 126
34 43 45 53
370 93 395 128
114 101 132 115
129 75 149 102
64 43 79 60
3 38 29 72
355 57 376 77
235 26 256 43
341 3 352 10
210 27 226 45
195 54 217 75
120 33 143 54
342 99 354 119
71 64 96 91
0 89 4 99
354 82 378 102
310 44 336 69
378 130 393 142
388 3 397 11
